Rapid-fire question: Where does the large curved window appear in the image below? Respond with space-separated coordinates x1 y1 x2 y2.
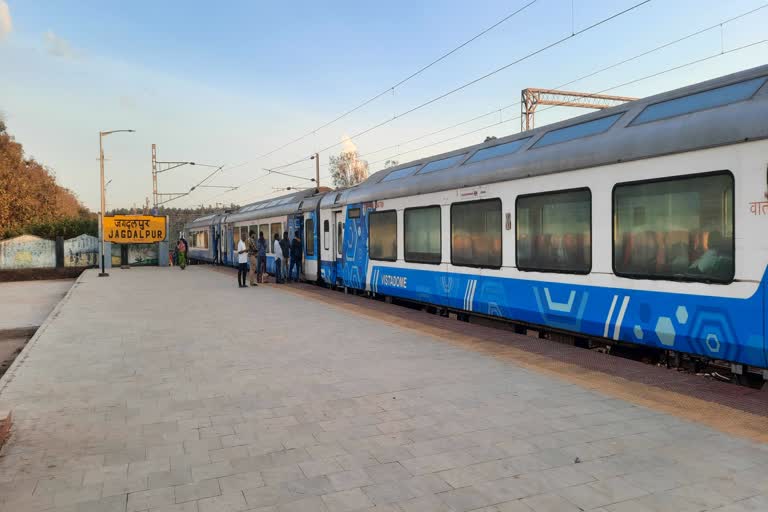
404 206 441 264
613 172 734 283
516 189 591 273
451 199 502 268
369 211 397 261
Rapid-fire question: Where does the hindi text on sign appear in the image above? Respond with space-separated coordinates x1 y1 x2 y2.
103 216 166 243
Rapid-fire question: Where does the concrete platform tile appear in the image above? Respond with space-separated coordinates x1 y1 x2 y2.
218 470 265 494
197 490 249 512
127 486 175 512
321 488 373 512
328 469 374 492
175 478 222 503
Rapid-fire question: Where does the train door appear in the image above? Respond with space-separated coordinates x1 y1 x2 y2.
302 210 318 281
319 208 335 284
334 210 344 285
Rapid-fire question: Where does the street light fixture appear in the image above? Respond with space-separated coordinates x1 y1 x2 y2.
99 129 135 277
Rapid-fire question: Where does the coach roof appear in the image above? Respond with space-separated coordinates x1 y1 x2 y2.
322 63 768 209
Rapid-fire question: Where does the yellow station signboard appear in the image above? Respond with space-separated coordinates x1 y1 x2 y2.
103 215 166 243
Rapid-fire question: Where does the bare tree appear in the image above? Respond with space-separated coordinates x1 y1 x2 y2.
328 151 369 188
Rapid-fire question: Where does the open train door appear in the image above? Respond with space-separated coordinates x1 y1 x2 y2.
286 213 305 280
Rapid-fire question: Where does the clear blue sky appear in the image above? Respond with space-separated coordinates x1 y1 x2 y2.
1 0 766 210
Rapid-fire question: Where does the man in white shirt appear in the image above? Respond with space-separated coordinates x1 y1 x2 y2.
237 233 249 288
273 234 283 284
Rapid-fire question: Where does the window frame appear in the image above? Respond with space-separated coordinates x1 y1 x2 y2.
611 170 735 284
450 198 503 270
404 205 442 265
305 218 315 256
514 187 592 275
270 222 282 245
323 220 330 250
368 209 398 262
348 207 361 219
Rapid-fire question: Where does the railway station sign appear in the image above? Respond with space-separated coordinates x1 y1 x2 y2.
103 215 166 244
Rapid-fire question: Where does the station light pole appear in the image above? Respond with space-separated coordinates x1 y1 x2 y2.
99 129 135 277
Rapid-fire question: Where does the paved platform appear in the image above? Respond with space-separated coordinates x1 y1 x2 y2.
0 279 73 333
0 267 766 512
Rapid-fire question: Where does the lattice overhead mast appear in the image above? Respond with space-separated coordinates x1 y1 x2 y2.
521 88 637 132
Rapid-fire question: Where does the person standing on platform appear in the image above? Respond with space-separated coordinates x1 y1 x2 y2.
247 231 259 287
257 231 268 283
180 236 189 266
176 238 187 270
289 230 302 282
280 231 290 280
237 233 248 288
273 233 283 284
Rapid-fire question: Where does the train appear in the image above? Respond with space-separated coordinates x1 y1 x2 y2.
186 64 768 384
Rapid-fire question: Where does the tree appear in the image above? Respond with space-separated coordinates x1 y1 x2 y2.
0 120 90 238
328 151 369 188
383 160 399 169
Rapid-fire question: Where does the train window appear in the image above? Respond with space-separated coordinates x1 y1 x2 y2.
516 189 591 274
532 113 623 149
404 206 441 264
381 164 422 182
418 153 467 175
451 199 502 269
631 76 767 125
348 208 361 219
305 219 315 256
323 220 330 250
259 224 269 251
464 137 531 165
337 221 343 257
271 223 282 244
369 210 397 261
613 172 734 283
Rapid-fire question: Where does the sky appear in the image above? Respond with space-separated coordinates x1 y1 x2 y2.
0 0 766 211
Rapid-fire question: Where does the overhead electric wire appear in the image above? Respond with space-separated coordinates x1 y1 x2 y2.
305 0 652 157
356 3 768 163
254 0 539 161
367 38 768 166
205 0 651 206
196 1 765 206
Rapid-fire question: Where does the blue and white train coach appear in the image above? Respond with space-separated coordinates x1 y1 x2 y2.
187 189 323 280
316 65 768 382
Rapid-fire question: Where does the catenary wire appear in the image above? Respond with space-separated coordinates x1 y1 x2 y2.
254 0 539 161
199 0 652 204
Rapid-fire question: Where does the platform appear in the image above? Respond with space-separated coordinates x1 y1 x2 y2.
0 266 766 512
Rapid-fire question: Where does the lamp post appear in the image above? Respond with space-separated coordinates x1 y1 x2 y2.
99 129 135 277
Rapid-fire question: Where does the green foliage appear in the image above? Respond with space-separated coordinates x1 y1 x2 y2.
1 120 91 237
2 217 97 240
328 151 369 188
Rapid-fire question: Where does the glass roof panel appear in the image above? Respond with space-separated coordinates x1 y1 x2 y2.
532 113 623 148
416 153 467 175
464 137 531 165
380 164 423 182
631 76 767 125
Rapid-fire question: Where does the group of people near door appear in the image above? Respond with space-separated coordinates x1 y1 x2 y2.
236 230 302 288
